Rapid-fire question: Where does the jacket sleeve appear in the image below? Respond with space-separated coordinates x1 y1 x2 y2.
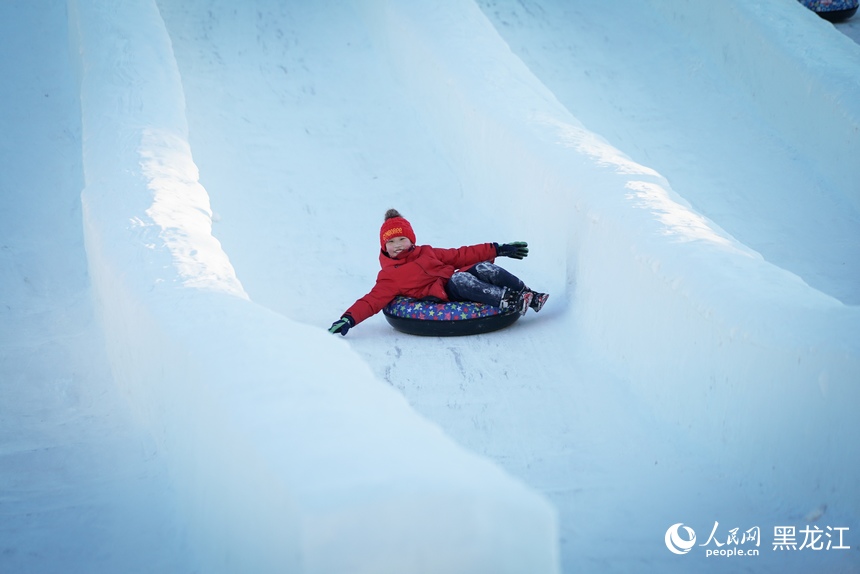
433 242 498 270
343 274 400 325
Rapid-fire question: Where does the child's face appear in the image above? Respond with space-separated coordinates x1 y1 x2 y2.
385 235 413 258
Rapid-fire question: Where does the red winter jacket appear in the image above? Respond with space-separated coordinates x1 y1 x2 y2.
344 243 498 325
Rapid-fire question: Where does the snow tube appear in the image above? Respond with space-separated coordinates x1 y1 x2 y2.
799 0 858 22
383 296 521 336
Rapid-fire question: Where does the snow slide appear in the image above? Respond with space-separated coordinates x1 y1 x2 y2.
5 0 858 572
157 0 860 570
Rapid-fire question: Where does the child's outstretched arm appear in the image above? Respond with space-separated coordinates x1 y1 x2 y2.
433 241 527 270
328 277 398 336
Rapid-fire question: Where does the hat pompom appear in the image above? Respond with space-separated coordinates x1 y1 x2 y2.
384 208 402 220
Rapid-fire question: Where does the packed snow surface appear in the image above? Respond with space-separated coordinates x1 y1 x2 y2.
2 0 859 572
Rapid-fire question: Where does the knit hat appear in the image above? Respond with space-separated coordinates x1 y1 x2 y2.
379 208 416 249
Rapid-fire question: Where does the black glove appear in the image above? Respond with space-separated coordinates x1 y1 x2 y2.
496 241 529 260
328 315 356 336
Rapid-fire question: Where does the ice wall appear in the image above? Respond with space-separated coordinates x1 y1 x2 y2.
374 0 860 514
67 0 558 572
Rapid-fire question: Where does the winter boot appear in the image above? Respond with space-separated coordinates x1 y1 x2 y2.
527 290 549 313
501 288 533 316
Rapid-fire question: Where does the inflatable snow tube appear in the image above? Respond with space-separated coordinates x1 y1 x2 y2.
383 296 521 336
799 0 858 22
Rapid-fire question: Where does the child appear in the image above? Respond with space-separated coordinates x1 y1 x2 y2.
329 209 548 336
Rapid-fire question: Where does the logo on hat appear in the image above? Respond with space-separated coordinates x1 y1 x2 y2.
381 227 404 242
